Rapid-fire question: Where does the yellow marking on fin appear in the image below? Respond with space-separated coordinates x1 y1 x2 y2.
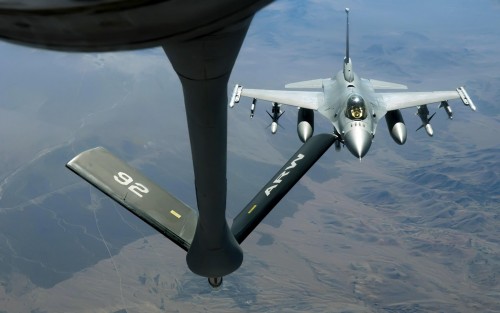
170 210 181 219
248 204 257 214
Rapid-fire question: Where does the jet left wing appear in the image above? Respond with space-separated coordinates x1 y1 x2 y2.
229 84 323 110
380 87 476 111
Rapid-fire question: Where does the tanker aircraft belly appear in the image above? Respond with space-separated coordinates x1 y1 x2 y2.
230 8 476 159
0 0 275 288
0 2 477 289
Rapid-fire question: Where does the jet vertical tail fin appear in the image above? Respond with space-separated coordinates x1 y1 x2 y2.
67 147 198 251
345 7 350 62
231 134 337 243
343 8 354 82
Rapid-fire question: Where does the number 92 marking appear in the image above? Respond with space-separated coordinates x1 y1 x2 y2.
113 172 149 198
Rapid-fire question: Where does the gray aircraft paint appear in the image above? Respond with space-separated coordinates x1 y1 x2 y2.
233 8 476 160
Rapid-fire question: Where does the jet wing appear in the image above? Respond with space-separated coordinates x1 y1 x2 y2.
285 78 329 89
66 147 198 251
380 90 460 111
240 88 323 110
365 79 408 90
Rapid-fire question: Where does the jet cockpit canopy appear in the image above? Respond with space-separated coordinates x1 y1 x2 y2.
345 94 367 120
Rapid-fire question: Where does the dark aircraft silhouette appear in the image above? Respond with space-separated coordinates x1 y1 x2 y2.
0 0 330 288
0 3 476 289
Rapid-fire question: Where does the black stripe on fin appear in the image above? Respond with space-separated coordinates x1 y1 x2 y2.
231 133 337 243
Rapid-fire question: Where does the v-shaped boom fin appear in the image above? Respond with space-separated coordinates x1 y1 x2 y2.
66 147 198 251
231 133 337 243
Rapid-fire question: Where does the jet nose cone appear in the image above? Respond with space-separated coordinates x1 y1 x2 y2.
344 128 372 159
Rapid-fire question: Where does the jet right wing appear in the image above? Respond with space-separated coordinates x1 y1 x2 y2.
229 84 323 110
380 87 476 112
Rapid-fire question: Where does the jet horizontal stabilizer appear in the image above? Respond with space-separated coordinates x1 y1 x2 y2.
66 147 198 252
231 133 337 243
285 78 327 89
367 79 408 90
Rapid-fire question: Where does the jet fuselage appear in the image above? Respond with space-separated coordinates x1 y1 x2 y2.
319 70 383 159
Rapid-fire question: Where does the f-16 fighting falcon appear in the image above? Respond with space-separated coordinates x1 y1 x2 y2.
230 8 476 160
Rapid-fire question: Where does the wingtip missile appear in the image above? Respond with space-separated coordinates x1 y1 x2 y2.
457 86 476 111
228 84 242 108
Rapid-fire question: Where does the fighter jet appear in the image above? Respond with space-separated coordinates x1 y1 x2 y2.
230 8 476 160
